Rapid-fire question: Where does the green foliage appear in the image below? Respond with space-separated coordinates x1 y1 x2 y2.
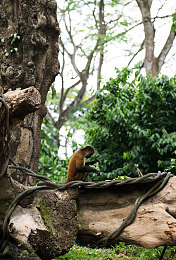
10 31 20 45
84 68 176 178
58 244 127 260
58 243 176 259
10 31 20 53
39 117 68 184
50 84 57 99
172 12 176 34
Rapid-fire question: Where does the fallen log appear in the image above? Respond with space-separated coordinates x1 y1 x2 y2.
77 175 176 249
1 174 176 260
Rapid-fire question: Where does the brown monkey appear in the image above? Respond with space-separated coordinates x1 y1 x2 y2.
65 146 100 183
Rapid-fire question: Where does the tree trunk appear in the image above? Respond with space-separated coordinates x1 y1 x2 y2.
136 0 175 76
0 0 60 185
0 88 77 259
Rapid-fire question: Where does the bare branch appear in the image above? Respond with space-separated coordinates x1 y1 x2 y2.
128 39 145 66
62 11 81 77
62 80 81 106
151 14 173 23
47 110 58 129
92 0 98 30
106 15 122 26
157 28 175 73
106 21 143 44
156 0 168 17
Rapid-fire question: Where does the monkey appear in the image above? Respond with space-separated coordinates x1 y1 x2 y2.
65 145 100 183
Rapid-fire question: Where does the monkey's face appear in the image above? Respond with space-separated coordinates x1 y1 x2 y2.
86 148 95 158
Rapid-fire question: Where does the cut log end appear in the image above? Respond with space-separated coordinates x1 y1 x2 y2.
9 190 78 260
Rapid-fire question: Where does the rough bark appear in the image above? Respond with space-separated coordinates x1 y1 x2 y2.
0 87 41 128
136 0 154 74
9 190 78 260
0 87 41 180
0 0 60 185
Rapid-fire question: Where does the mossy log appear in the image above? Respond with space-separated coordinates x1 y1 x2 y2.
0 177 78 260
1 175 176 259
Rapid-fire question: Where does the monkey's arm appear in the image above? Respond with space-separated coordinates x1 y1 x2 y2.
85 159 101 166
76 165 100 176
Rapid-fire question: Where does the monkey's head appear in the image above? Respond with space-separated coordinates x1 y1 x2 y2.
81 145 95 158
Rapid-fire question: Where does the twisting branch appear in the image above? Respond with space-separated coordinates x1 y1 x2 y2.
156 0 168 17
128 39 145 66
62 11 81 77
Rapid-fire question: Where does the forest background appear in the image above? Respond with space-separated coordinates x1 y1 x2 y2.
39 0 176 184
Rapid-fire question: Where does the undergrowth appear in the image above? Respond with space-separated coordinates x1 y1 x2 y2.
58 243 176 260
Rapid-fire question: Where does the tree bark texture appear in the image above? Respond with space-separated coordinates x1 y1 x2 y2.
0 175 78 260
0 87 41 178
136 0 154 74
0 0 60 185
9 189 78 260
77 176 176 248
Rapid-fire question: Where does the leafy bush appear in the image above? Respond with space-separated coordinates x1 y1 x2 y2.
39 117 68 184
84 67 176 178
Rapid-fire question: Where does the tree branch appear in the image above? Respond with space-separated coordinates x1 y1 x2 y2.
128 39 145 66
62 12 81 77
157 28 175 73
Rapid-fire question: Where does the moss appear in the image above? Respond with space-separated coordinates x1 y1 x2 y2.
0 198 14 216
78 210 89 230
36 192 78 257
39 200 57 236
